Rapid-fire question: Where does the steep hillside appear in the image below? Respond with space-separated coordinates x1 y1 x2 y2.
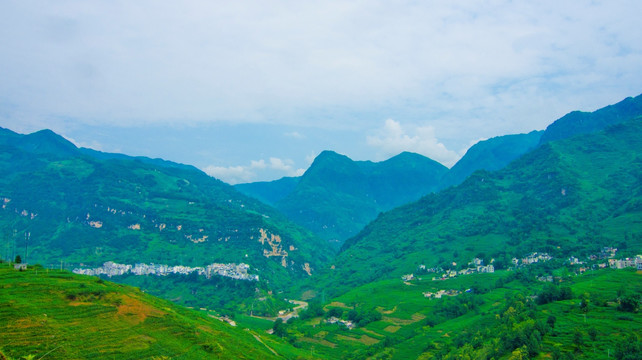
439 131 542 189
0 127 332 297
539 93 642 144
235 176 300 206
0 263 284 360
274 151 448 245
326 119 642 294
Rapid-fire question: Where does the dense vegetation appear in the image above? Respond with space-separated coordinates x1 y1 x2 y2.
322 119 642 295
439 130 542 188
263 264 642 359
0 128 332 312
239 151 448 245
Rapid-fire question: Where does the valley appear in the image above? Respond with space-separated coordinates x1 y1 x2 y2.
1 94 642 359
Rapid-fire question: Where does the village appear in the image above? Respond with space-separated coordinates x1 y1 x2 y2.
73 261 259 281
403 248 642 300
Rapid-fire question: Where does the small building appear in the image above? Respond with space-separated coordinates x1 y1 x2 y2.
14 263 27 271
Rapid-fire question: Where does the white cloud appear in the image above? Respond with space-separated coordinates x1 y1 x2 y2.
367 119 462 167
250 159 267 169
203 165 254 185
284 131 305 139
1 0 641 181
1 0 640 135
203 156 303 184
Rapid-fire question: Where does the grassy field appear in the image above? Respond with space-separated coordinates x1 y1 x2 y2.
0 263 288 360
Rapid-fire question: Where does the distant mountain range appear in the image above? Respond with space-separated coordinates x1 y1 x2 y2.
237 94 642 249
318 97 642 295
238 151 448 245
0 127 332 297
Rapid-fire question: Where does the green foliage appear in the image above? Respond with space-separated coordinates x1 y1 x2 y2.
255 151 448 244
615 333 642 360
0 126 333 309
324 118 642 297
441 130 543 188
618 292 641 313
346 307 382 327
272 318 288 338
537 283 573 305
298 301 324 320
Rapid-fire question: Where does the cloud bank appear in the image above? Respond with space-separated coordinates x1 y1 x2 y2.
1 1 641 182
367 119 462 167
204 157 304 184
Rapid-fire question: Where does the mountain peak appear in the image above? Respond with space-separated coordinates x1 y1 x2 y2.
540 93 642 144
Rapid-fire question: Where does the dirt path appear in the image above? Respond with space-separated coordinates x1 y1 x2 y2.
249 330 280 357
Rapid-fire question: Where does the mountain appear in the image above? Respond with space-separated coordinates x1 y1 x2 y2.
323 118 642 295
539 93 642 144
268 151 448 246
0 127 333 303
439 131 543 189
235 176 300 206
0 263 285 360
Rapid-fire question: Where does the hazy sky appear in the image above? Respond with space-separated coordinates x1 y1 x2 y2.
1 1 641 184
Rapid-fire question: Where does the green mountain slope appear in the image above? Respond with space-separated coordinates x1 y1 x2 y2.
0 263 283 360
326 119 642 294
0 128 332 296
439 130 543 189
539 93 642 144
271 265 642 360
235 176 300 206
273 151 448 246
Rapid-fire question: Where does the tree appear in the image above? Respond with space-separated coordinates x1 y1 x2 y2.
14 255 21 264
272 318 288 337
547 315 557 330
615 333 642 360
326 307 343 318
573 328 585 350
617 293 641 313
579 293 590 313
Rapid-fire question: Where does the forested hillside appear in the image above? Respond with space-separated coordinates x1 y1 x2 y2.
0 128 332 304
324 119 642 295
239 151 448 245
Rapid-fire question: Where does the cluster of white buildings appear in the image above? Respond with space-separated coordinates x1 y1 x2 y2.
73 261 259 281
568 248 642 271
608 255 642 270
325 316 355 330
511 252 552 266
422 289 461 299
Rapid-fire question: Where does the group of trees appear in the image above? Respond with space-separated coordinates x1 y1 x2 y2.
536 283 573 305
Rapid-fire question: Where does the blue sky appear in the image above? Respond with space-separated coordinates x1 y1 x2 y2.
1 1 641 184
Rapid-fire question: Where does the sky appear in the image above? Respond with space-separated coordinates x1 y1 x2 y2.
1 1 641 184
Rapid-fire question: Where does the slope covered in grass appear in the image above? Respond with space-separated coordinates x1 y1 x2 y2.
0 263 282 360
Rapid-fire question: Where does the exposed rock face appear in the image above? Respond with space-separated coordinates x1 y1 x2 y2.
259 228 288 267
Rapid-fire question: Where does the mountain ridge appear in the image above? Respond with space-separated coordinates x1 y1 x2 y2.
0 127 333 310
325 118 642 295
